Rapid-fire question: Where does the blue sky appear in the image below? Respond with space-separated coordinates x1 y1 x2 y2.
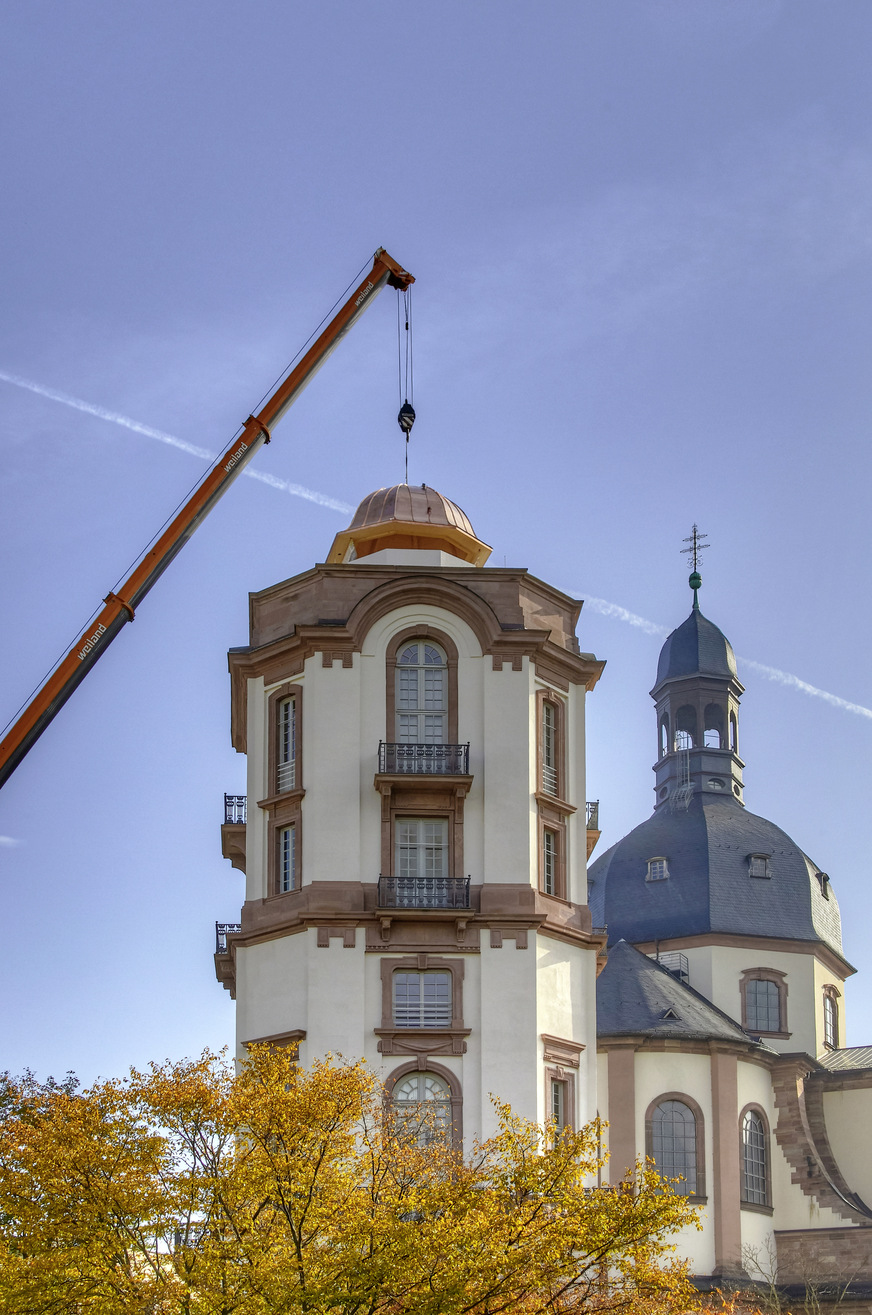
2 0 872 1079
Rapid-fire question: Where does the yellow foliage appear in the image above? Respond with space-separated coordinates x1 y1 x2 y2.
0 1050 706 1313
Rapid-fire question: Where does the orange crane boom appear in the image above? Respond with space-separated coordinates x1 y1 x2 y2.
0 248 414 790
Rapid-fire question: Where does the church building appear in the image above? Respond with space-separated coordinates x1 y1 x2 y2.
215 484 872 1301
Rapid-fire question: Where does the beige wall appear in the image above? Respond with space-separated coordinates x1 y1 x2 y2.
823 1087 872 1208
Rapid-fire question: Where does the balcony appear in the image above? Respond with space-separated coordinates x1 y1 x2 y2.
378 875 471 910
215 922 241 954
586 800 601 859
378 742 469 776
224 794 247 824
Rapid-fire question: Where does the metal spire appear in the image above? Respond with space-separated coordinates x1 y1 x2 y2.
681 524 709 608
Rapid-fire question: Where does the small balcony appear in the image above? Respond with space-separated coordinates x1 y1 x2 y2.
378 742 469 776
215 921 241 954
224 794 247 824
586 800 601 859
378 875 471 910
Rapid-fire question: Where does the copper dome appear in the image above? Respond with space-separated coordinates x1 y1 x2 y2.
328 484 490 566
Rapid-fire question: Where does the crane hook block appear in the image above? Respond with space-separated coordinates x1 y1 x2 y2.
398 400 416 436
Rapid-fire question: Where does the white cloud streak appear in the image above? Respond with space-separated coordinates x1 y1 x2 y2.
0 836 22 848
4 369 868 724
581 595 872 722
0 369 352 514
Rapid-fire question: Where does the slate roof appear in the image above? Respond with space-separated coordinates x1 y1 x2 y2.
597 940 766 1045
655 605 737 685
588 793 846 960
818 1046 872 1072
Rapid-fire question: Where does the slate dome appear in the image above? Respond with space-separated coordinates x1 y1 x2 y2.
588 780 844 959
655 606 737 686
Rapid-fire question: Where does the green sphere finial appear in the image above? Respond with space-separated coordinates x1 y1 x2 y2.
689 570 702 592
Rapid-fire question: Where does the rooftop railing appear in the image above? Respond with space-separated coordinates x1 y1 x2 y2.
586 800 600 830
224 795 247 824
378 875 471 910
378 742 469 775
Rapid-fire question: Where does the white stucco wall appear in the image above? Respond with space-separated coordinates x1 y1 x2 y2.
822 1087 872 1209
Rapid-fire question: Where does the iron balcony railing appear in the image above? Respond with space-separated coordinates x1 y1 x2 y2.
586 800 600 830
224 794 247 825
378 875 471 910
215 922 241 954
378 742 469 775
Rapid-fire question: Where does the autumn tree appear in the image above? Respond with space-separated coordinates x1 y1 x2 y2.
0 1048 707 1314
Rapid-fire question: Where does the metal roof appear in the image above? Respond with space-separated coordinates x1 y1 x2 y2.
655 605 737 685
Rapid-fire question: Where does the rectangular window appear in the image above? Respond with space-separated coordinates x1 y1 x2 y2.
393 970 452 1028
543 828 558 896
550 1078 566 1130
542 702 558 795
746 978 780 1033
396 818 449 881
277 697 296 793
748 854 770 879
278 823 297 893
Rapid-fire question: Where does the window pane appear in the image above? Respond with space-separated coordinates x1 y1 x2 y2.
742 1112 767 1205
746 979 780 1032
652 1100 697 1195
542 703 558 794
394 641 447 743
543 829 557 896
395 818 448 881
824 995 838 1048
277 698 296 792
279 824 296 893
551 1079 566 1129
393 971 452 1028
392 1071 452 1145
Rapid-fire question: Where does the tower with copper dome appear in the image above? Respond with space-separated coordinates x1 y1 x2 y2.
217 484 605 1143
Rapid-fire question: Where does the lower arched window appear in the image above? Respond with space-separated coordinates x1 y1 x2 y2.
648 1098 701 1197
741 1108 769 1207
823 989 840 1050
392 1071 452 1145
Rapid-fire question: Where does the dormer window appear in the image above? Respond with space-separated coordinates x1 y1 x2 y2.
647 857 669 882
817 872 831 900
748 854 770 879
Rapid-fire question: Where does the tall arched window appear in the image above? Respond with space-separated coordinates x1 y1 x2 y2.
742 975 785 1035
392 1071 453 1145
659 716 670 758
396 642 447 743
648 1098 702 1197
729 713 738 752
741 1109 769 1206
823 989 840 1050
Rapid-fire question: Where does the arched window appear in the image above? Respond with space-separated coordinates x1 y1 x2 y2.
729 713 738 752
392 1071 453 1145
647 1098 703 1197
823 989 840 1050
396 641 447 743
674 705 696 750
740 971 787 1036
741 1108 769 1206
704 703 724 749
659 716 670 758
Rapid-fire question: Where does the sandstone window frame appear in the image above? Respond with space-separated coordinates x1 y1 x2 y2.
266 682 304 801
740 968 789 1039
645 1092 707 1203
537 800 568 901
268 802 303 897
537 689 567 800
386 626 459 744
375 955 470 1059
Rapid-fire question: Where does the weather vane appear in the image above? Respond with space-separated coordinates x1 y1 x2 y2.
680 524 709 605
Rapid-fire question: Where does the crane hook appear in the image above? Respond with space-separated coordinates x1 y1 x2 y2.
398 399 415 436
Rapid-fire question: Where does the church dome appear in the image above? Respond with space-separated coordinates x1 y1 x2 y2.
327 483 492 566
587 794 845 960
655 606 737 686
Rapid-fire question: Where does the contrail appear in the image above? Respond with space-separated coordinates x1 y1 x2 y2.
4 368 869 723
0 369 353 514
581 595 872 722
